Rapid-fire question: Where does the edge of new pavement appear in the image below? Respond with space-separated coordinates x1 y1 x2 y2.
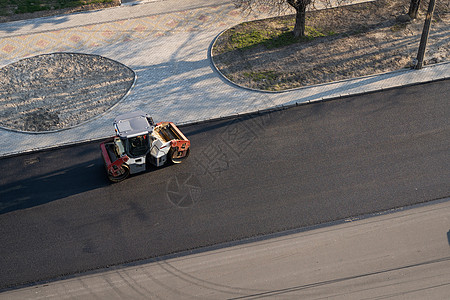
1 60 449 159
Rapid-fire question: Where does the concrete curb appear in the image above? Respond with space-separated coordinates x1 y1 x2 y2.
177 75 449 128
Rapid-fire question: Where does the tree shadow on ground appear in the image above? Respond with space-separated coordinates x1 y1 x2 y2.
0 14 70 34
211 0 449 91
0 1 120 33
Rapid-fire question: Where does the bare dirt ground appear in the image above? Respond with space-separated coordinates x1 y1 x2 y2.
212 0 449 91
0 53 135 132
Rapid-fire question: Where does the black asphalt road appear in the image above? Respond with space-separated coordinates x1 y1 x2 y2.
0 80 449 289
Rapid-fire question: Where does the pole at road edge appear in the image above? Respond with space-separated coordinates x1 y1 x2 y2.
415 0 436 69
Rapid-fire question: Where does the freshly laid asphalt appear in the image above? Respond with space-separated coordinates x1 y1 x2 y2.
0 80 449 289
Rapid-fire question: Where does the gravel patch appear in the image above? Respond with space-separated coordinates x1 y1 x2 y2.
0 53 135 132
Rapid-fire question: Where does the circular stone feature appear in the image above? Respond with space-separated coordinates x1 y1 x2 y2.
0 53 135 132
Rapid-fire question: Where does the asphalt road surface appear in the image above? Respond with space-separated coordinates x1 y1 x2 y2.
0 80 449 290
3 198 450 299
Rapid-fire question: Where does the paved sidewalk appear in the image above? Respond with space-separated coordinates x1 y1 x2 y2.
0 0 449 157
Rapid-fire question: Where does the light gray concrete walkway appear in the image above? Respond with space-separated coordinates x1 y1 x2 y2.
0 0 449 157
3 198 450 299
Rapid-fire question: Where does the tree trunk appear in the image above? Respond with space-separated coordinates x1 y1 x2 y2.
293 4 307 38
408 0 421 19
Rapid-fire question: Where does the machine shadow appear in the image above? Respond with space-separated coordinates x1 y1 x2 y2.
0 150 109 215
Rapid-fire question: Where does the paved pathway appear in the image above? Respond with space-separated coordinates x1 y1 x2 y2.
0 0 449 157
0 1 253 63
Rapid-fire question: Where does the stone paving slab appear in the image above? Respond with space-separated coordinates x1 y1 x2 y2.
0 0 449 157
